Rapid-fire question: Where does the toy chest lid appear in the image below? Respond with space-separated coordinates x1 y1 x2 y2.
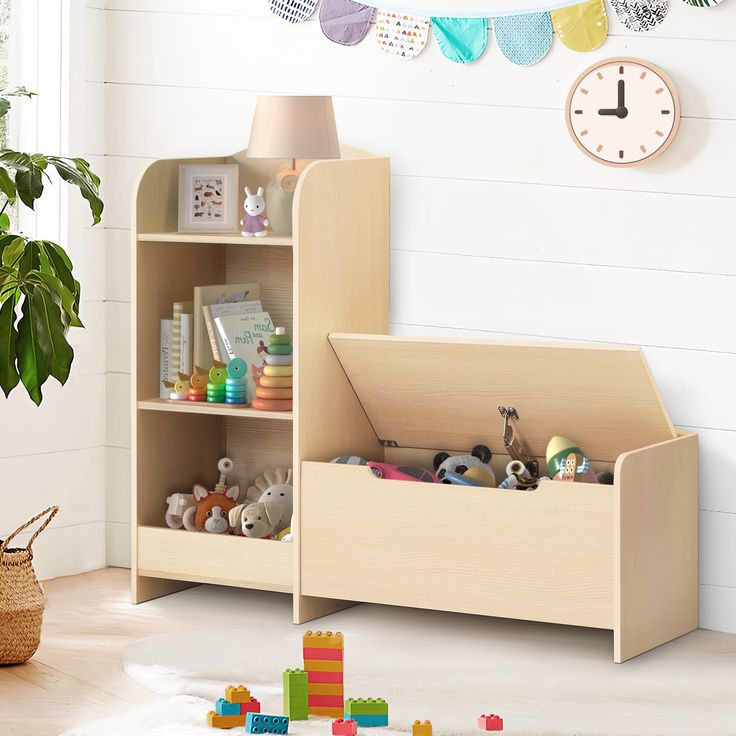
328 333 677 463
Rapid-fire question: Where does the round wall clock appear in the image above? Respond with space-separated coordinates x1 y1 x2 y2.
565 58 681 167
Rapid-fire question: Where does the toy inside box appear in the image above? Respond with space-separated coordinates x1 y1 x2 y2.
299 334 699 663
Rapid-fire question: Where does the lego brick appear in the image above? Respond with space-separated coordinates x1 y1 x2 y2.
245 713 290 735
303 647 344 661
240 698 262 715
207 711 246 728
477 714 503 731
304 659 344 673
285 703 309 721
215 698 241 716
283 669 309 698
332 719 358 736
308 694 345 708
309 706 345 718
345 698 388 716
302 630 344 649
413 720 433 736
308 671 344 684
348 714 389 727
225 685 252 703
308 683 344 696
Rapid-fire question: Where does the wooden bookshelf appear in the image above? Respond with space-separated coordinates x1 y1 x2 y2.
131 147 390 617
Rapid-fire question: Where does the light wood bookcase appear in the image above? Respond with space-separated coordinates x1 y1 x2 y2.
131 147 389 613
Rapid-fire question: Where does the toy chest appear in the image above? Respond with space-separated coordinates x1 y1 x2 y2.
297 334 698 663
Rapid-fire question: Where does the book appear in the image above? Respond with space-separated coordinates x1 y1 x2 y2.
193 283 261 366
203 300 263 361
172 301 192 375
214 311 276 400
180 312 193 374
159 318 173 398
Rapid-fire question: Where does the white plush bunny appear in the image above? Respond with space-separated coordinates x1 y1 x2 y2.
240 186 269 237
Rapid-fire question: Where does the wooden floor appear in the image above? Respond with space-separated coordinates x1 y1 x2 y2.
0 569 164 736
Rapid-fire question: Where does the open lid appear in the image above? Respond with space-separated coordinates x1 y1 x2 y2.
329 334 677 463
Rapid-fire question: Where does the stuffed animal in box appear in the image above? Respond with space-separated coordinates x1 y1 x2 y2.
433 444 496 487
229 501 284 539
246 468 293 535
181 457 241 533
165 493 195 529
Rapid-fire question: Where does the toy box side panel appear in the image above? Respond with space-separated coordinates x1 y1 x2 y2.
614 431 699 662
300 462 615 629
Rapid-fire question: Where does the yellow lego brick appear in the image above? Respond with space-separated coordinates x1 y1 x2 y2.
302 630 344 649
225 685 251 703
304 659 344 673
309 706 345 718
413 720 433 736
207 711 246 728
308 683 344 696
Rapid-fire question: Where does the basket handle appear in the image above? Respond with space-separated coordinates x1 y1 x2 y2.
0 506 59 555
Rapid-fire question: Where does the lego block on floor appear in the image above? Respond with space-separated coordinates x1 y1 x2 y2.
240 698 262 715
346 698 388 716
308 671 344 685
304 659 344 673
285 703 309 721
309 706 345 718
284 669 309 697
308 683 344 696
309 694 345 708
245 713 290 735
303 647 344 661
225 685 252 703
207 711 246 729
348 714 389 727
477 714 503 731
332 718 358 736
303 630 344 649
215 698 241 716
413 720 433 736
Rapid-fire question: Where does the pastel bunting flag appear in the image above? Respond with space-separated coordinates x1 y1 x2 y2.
550 0 608 52
375 10 431 59
610 0 668 31
320 0 376 45
431 16 488 64
269 0 319 23
492 11 553 65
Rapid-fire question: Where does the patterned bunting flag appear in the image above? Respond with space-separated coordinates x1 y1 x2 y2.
682 0 726 6
610 0 668 31
492 11 553 65
270 0 319 23
375 10 431 59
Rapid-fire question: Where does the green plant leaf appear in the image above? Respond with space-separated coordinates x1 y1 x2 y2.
0 293 19 397
31 284 74 385
0 213 9 231
28 269 83 327
0 149 33 172
0 166 16 203
48 157 103 225
40 241 81 313
2 236 25 267
16 286 49 404
15 166 44 209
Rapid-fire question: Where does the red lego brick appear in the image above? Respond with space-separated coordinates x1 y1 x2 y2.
307 671 344 684
477 714 503 731
303 647 344 661
308 694 344 708
240 698 261 715
332 719 358 736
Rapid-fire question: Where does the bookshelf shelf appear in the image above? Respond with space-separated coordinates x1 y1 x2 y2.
138 398 293 421
138 232 293 247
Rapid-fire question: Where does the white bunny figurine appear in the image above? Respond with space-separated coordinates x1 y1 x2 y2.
241 186 269 237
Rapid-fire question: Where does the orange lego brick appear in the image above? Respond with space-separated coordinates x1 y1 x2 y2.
207 711 247 728
308 683 344 696
304 659 344 672
226 685 252 703
309 706 345 718
302 630 343 649
413 720 433 736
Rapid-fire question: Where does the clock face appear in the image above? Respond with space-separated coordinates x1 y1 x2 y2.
566 58 680 167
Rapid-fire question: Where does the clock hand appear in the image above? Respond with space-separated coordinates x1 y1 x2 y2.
618 79 626 109
598 108 619 115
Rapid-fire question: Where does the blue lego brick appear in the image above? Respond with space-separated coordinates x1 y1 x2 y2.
215 697 241 716
245 712 290 735
345 714 389 727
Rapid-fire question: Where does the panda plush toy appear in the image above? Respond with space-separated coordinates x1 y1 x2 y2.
433 444 496 487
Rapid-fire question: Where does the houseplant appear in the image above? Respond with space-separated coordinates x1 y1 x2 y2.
0 87 103 405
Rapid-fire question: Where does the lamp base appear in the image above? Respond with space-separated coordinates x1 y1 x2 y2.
266 165 301 237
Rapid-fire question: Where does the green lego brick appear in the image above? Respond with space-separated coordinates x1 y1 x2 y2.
283 668 309 698
345 699 388 716
285 704 309 721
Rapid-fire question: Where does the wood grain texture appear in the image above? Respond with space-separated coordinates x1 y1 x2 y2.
300 462 614 629
614 432 699 662
329 333 675 462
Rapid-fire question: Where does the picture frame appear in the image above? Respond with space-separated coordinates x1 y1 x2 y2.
178 164 239 232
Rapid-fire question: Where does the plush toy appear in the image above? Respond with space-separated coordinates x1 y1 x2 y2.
433 445 496 487
182 457 241 532
246 468 293 535
164 493 195 528
240 186 269 237
229 501 284 539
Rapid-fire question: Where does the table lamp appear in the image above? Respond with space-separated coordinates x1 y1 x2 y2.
246 95 341 236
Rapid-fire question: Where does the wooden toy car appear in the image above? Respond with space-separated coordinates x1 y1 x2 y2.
367 462 439 483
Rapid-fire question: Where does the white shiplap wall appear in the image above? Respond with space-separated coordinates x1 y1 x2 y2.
99 1 736 631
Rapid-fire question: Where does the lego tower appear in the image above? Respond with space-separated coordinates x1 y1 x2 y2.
303 630 344 718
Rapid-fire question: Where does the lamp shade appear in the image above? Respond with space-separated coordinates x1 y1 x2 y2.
246 96 341 160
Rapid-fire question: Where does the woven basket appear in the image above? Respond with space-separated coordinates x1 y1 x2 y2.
0 506 59 665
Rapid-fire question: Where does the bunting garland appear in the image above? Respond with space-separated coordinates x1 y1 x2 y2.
268 0 686 63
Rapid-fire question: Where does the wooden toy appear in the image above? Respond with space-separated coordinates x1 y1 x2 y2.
367 462 438 483
246 468 294 535
223 357 248 404
252 398 293 412
245 713 289 735
265 353 293 366
164 492 195 528
187 365 209 401
228 501 284 538
260 375 292 388
263 364 292 377
267 343 292 356
284 668 308 720
209 361 228 384
477 714 503 731
256 386 293 400
207 711 246 728
304 630 344 718
434 445 495 486
413 720 433 736
250 328 293 412
546 436 599 483
206 360 228 403
332 719 358 736
241 186 270 238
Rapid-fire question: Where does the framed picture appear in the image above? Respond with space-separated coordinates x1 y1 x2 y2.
178 164 239 232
